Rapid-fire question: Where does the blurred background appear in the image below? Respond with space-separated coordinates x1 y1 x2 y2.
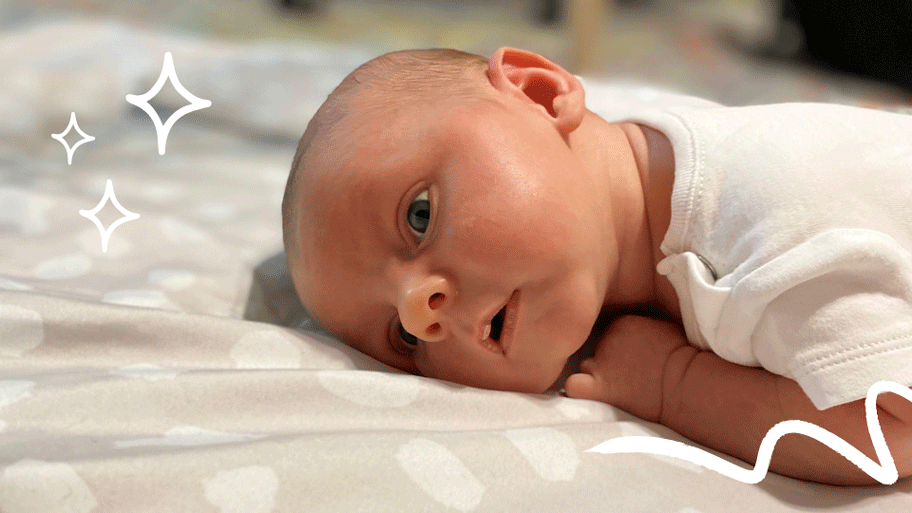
2 0 910 108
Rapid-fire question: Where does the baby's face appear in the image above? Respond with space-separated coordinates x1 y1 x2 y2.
292 93 613 393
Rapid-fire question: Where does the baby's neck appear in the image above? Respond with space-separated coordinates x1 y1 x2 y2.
606 121 680 320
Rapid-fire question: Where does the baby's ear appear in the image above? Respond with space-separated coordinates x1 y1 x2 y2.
486 47 585 135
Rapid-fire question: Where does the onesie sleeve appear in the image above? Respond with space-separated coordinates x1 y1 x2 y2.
735 229 912 410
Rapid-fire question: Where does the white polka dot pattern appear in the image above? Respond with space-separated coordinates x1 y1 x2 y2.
395 438 484 512
32 254 92 280
159 218 212 244
77 227 132 257
136 181 187 203
0 305 44 357
0 459 98 513
109 364 181 381
504 428 579 482
203 466 279 513
0 381 35 409
554 397 607 420
115 426 264 449
147 269 197 290
317 371 420 407
230 330 302 369
196 202 236 221
102 289 176 310
0 278 32 291
0 188 53 235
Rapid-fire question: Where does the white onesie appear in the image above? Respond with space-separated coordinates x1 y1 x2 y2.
617 100 912 410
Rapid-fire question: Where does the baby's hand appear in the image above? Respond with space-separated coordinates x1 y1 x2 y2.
564 315 690 423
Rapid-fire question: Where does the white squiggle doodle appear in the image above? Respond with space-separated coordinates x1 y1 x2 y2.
585 380 910 485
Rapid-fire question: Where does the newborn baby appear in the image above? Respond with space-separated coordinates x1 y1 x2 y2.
282 47 912 485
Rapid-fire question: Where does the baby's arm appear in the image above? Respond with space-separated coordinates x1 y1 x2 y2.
565 315 912 485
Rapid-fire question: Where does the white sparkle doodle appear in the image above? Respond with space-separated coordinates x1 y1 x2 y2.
51 112 95 165
125 52 212 155
586 380 911 485
79 180 140 253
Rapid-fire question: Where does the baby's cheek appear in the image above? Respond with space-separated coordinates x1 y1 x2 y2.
449 215 552 272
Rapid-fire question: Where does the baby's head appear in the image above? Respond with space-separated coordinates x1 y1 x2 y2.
283 47 620 393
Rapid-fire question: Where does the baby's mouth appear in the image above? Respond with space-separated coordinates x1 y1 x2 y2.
488 306 506 341
480 290 519 354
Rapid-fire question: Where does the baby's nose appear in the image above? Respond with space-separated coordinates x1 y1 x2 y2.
398 275 451 343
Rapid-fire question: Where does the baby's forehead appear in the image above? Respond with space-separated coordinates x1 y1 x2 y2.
297 130 407 229
298 146 393 206
298 121 385 194
305 112 436 189
299 91 497 222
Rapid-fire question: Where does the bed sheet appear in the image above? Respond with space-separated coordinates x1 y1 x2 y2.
1 20 911 513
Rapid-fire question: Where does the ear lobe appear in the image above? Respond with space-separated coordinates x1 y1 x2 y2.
487 47 585 135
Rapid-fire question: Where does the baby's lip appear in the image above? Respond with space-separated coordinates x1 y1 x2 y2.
499 289 520 356
477 290 520 356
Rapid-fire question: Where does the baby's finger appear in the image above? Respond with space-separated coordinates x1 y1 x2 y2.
577 357 596 376
564 372 599 401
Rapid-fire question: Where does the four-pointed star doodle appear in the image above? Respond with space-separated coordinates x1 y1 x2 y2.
55 52 210 252
51 112 95 165
125 51 212 155
79 179 140 253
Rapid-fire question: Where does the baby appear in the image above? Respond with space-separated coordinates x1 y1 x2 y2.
282 47 912 485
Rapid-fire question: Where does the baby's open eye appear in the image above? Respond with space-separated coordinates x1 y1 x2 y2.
407 190 431 239
397 322 419 351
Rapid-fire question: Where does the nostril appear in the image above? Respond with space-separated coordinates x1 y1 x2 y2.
428 292 444 309
427 322 441 336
